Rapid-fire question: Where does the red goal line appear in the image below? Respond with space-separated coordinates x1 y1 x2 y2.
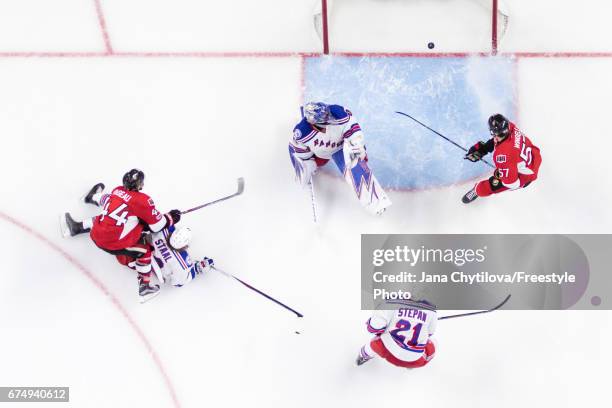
0 51 611 59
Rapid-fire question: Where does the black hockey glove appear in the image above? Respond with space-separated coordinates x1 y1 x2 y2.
165 209 182 226
464 139 494 162
488 173 504 191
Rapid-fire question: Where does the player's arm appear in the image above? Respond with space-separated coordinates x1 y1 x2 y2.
465 138 495 162
289 124 317 186
326 105 367 160
342 115 367 161
366 309 393 334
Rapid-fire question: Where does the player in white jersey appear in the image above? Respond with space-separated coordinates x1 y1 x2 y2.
150 225 214 287
289 102 391 215
356 299 437 368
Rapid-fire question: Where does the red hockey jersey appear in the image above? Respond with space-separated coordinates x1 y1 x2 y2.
493 123 541 189
90 186 167 251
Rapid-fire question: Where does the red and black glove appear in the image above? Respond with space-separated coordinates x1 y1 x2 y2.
165 209 181 226
464 139 494 162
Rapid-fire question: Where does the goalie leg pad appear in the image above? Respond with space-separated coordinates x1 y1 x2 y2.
290 153 318 188
332 150 392 215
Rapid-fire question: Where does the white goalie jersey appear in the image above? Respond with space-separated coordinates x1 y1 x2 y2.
290 104 363 161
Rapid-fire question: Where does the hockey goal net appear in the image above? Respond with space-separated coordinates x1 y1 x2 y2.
314 0 509 54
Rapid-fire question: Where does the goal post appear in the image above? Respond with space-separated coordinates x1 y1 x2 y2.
314 0 509 55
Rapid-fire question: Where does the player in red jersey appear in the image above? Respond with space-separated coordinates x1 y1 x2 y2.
462 114 542 204
62 169 181 302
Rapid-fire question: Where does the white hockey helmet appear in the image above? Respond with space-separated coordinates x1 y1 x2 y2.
169 226 192 250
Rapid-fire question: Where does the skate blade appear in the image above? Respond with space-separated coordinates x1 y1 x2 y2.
59 213 71 238
139 290 161 304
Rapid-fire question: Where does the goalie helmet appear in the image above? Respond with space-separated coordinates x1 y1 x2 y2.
169 226 192 251
122 169 145 191
303 102 329 124
488 114 510 138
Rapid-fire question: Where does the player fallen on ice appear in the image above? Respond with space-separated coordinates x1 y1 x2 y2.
289 102 391 215
61 169 211 302
356 299 437 369
462 114 542 204
150 224 214 287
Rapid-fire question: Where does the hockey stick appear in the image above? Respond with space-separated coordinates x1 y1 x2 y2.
212 266 304 318
395 111 495 169
309 178 317 223
181 177 245 215
438 294 511 320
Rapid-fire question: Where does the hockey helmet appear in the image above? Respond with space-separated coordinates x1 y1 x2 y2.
488 114 510 138
123 169 145 191
169 226 192 251
304 102 330 124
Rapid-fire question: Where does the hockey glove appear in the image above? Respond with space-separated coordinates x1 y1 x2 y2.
195 257 214 275
464 142 485 162
488 175 504 191
165 209 181 226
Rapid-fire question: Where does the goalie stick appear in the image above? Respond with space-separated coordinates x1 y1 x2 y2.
395 111 495 169
181 177 245 215
212 266 304 318
309 178 317 223
438 294 511 320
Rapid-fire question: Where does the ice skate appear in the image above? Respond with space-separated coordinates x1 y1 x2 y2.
355 353 373 366
461 188 478 204
60 212 90 237
83 182 105 206
138 275 161 303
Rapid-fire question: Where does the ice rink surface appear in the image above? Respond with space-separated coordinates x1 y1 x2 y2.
0 1 611 407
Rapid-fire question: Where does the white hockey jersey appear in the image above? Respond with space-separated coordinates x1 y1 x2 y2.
367 300 437 362
290 104 363 160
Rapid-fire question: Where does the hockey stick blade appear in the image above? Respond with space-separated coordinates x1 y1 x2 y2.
212 266 304 318
395 111 495 169
438 294 511 320
181 177 245 215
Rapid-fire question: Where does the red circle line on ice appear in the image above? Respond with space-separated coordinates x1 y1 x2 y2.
0 211 181 408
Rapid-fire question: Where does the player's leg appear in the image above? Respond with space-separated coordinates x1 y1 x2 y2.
83 183 105 206
463 176 509 203
356 337 378 366
332 150 391 215
126 243 160 301
289 147 324 187
106 240 160 302
61 213 93 237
